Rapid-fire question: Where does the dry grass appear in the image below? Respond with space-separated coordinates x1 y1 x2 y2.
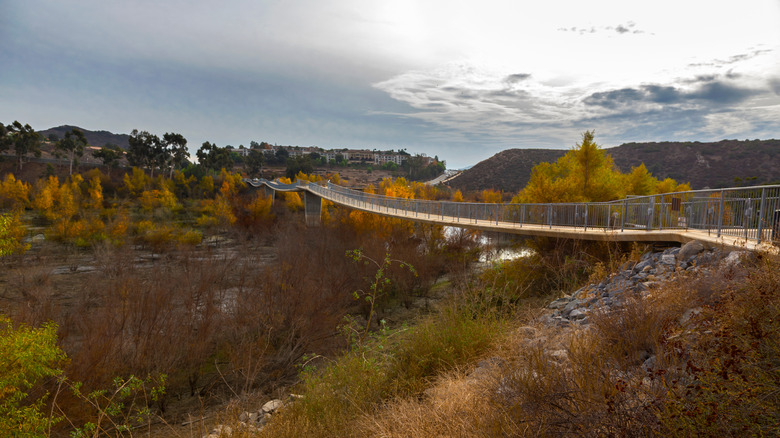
329 250 779 438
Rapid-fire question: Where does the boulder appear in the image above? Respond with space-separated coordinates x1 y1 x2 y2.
261 399 284 414
678 240 705 261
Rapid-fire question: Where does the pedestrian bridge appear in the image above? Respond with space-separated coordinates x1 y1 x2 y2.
245 178 780 251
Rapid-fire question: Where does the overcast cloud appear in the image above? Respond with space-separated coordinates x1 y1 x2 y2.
1 0 779 168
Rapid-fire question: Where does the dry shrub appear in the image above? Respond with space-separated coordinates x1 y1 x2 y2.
658 253 780 436
356 371 497 438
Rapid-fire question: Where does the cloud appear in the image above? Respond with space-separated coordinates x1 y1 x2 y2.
373 60 780 155
687 49 774 68
584 79 760 109
505 73 532 83
559 21 646 35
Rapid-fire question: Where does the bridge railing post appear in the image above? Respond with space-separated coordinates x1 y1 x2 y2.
717 190 725 238
757 187 766 244
646 198 654 231
583 205 588 232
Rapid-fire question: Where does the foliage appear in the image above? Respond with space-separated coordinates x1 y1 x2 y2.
92 144 124 173
514 131 689 203
0 315 66 436
0 173 31 210
60 374 166 437
197 141 233 173
346 249 416 343
5 121 42 171
54 128 87 175
0 212 29 256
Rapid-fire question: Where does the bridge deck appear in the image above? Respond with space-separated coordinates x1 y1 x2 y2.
245 179 780 252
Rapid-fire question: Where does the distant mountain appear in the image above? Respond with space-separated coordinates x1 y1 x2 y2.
38 125 130 149
447 139 780 193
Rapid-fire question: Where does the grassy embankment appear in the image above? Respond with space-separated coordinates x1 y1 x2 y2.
243 241 779 437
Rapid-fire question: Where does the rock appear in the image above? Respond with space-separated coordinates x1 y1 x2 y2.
261 399 284 414
642 355 657 371
569 308 588 320
562 299 585 316
722 251 748 268
664 247 681 256
516 326 538 337
634 259 653 273
679 307 702 326
547 298 570 310
549 349 568 362
678 240 705 261
660 254 676 265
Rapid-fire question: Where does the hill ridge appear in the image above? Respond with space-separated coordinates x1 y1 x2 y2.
447 139 780 192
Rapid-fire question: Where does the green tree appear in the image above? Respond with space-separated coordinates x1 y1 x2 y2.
246 149 265 177
286 156 314 179
161 132 189 179
93 144 124 175
0 315 66 436
196 141 233 173
127 130 160 174
54 127 88 175
0 123 9 153
6 121 42 171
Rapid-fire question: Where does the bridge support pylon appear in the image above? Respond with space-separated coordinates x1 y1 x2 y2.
303 191 322 226
263 186 275 205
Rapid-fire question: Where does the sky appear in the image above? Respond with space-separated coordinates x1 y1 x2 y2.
2 0 779 169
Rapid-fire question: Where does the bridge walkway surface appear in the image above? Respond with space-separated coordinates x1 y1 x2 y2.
245 179 780 252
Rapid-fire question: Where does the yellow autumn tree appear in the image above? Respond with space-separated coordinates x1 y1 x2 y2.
0 174 30 211
480 189 503 204
123 167 151 198
277 177 303 211
452 189 465 202
0 212 30 256
514 131 689 204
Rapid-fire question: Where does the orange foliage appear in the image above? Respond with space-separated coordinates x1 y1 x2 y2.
277 177 304 211
0 174 30 210
452 190 465 202
480 189 503 204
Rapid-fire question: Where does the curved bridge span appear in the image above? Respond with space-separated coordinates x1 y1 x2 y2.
245 179 780 251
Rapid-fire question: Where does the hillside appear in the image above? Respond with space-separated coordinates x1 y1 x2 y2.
447 139 780 193
38 125 131 149
446 149 567 193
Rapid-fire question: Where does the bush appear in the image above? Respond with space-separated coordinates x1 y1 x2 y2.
0 315 66 436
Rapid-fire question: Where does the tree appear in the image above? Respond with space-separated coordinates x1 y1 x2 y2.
127 129 159 173
196 141 232 173
286 156 314 179
0 123 9 153
93 144 124 175
514 131 689 203
161 132 189 179
274 148 289 164
6 121 42 171
246 149 265 177
54 127 88 175
573 130 606 199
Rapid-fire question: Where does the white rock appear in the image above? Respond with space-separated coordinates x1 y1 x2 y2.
261 399 284 413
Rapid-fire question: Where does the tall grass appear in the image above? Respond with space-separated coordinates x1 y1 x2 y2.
265 246 779 437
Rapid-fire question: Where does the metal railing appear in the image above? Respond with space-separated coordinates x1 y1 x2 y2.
306 182 780 245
